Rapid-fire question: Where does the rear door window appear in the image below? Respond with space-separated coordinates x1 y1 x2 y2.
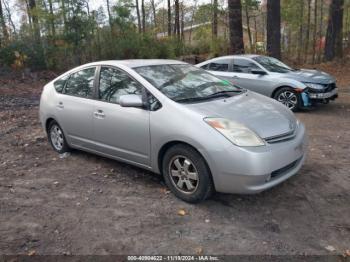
233 59 260 73
208 59 231 72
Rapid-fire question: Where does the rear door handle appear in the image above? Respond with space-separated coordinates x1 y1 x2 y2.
94 110 105 119
57 101 64 109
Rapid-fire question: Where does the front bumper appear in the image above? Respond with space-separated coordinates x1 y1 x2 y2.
308 88 338 100
205 123 307 194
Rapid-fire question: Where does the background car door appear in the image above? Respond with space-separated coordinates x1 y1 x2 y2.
55 67 97 149
231 58 275 96
92 66 151 167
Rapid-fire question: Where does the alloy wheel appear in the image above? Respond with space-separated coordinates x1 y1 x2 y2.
50 125 64 151
168 155 199 194
277 91 298 110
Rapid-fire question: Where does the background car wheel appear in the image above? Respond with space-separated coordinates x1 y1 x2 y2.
162 144 214 203
274 87 300 112
47 120 71 154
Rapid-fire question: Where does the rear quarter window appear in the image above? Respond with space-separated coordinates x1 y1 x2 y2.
53 75 69 93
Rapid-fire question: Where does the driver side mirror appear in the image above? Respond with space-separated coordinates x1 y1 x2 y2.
119 94 144 108
251 69 267 75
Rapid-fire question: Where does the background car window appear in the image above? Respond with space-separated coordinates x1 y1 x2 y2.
200 64 209 70
233 59 260 73
64 67 96 98
99 67 143 104
208 60 229 72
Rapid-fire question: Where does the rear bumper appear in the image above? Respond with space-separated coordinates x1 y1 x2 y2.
205 123 307 194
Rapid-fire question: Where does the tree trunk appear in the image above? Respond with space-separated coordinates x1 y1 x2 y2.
312 0 318 64
174 0 180 39
304 0 312 63
167 0 171 36
180 2 184 40
47 0 55 38
150 0 157 29
324 0 344 61
245 3 253 51
3 0 16 34
141 0 146 33
188 0 198 44
212 0 218 39
106 0 113 32
228 0 244 54
266 0 281 59
0 0 9 44
254 15 258 52
28 0 41 44
136 0 142 33
317 0 324 63
297 0 304 63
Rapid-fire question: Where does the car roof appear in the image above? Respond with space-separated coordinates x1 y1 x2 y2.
210 54 260 60
81 59 186 69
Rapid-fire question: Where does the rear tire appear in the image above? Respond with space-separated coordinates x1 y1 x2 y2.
273 87 300 112
162 144 214 203
47 120 71 154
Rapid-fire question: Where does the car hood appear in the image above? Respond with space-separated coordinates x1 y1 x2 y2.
184 91 296 139
281 69 335 84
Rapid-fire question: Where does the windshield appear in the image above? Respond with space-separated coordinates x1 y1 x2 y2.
253 56 293 73
134 64 242 102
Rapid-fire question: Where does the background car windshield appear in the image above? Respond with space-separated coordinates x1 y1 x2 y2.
134 64 240 101
253 56 293 73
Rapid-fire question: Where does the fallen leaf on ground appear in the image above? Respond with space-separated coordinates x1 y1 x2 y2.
160 188 170 194
28 250 36 256
177 209 187 216
325 245 336 252
195 247 203 255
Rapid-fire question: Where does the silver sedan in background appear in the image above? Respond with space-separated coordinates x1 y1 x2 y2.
40 60 307 203
196 55 338 111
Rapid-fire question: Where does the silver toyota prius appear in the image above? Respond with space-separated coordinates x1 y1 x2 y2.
196 55 338 111
40 60 307 203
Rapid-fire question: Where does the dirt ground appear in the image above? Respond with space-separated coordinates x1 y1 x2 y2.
0 64 350 256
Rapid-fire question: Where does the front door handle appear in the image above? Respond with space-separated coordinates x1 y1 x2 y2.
94 110 105 119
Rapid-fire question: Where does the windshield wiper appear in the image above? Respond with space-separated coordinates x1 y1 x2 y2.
205 90 243 98
175 97 212 103
175 90 243 103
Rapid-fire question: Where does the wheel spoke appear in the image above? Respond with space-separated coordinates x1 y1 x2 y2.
183 159 191 172
177 179 185 189
171 170 181 178
173 159 182 170
184 180 195 191
187 172 198 180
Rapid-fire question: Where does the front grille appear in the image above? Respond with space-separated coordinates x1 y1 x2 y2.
271 157 302 179
265 130 296 144
324 83 336 92
308 82 336 93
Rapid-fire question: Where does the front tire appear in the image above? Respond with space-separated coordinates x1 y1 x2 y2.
162 144 214 203
273 87 300 112
47 120 71 154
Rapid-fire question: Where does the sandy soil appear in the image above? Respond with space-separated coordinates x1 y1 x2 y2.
0 67 349 256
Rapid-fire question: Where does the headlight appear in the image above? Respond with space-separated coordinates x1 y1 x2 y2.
204 117 265 147
304 83 325 90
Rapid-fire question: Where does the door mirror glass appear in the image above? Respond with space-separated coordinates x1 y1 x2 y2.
251 69 267 75
119 94 144 108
